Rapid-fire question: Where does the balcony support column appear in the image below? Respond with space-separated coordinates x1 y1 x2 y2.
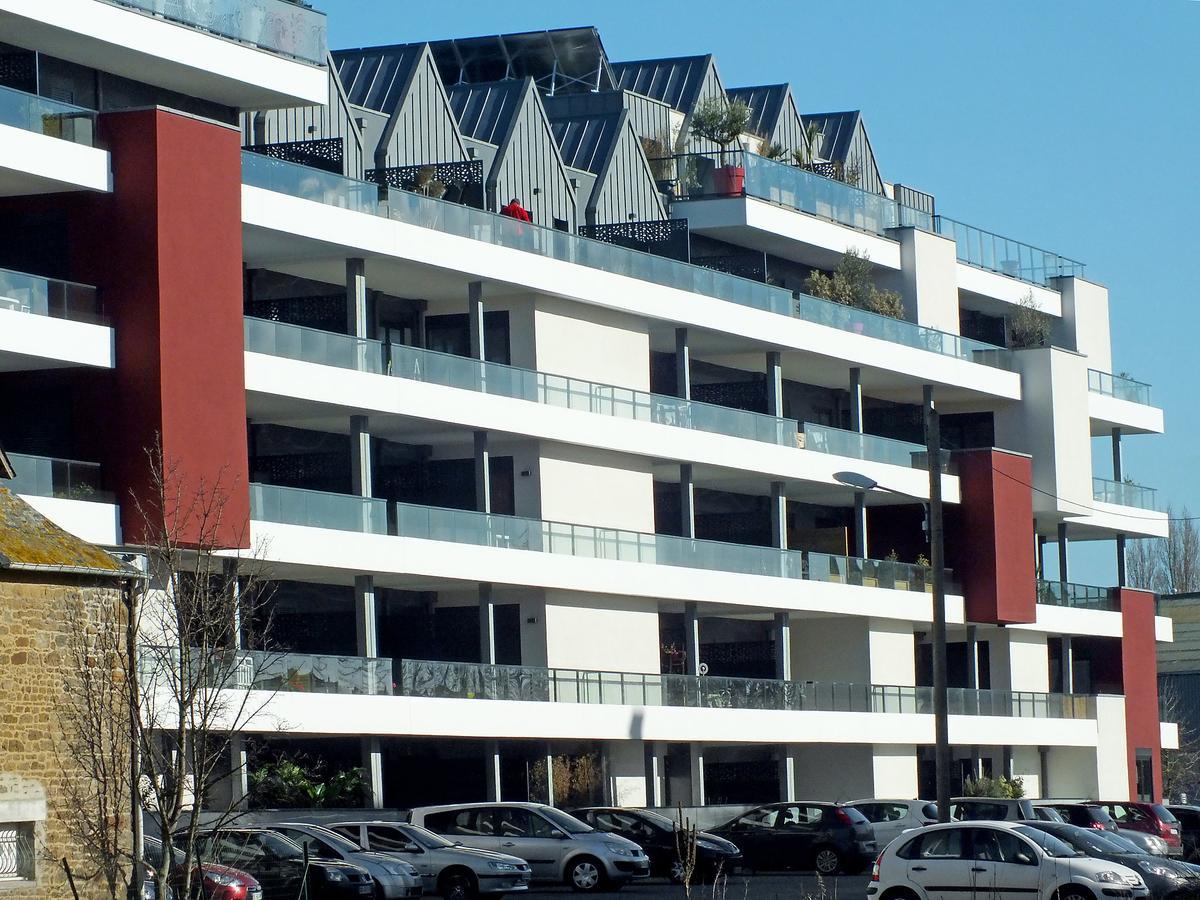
680 463 695 540
485 739 501 802
474 430 491 514
773 611 791 681
362 737 384 809
689 744 705 807
965 625 978 690
770 481 787 551
1038 746 1049 797
351 415 372 499
645 743 666 808
1113 428 1127 587
223 558 242 650
543 743 555 806
355 575 377 659
1057 522 1069 585
675 327 691 400
479 583 496 665
854 492 869 559
778 745 797 802
346 257 369 339
849 367 863 433
1036 532 1047 580
469 281 486 361
1116 535 1127 588
229 736 248 810
1060 635 1074 694
684 601 701 677
766 351 783 417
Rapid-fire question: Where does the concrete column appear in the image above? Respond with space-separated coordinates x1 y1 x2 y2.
645 743 666 808
1060 635 1074 694
770 481 787 550
849 367 864 433
229 736 248 810
474 430 491 514
351 415 372 498
968 746 983 780
689 744 705 807
1002 746 1014 780
223 558 242 650
362 737 384 809
1057 522 1069 584
346 258 368 338
1038 746 1049 797
355 574 377 658
1117 535 1127 587
1111 427 1124 482
1037 534 1047 580
485 739 501 801
965 626 979 690
774 611 792 681
479 583 496 665
854 491 868 558
679 463 696 540
684 602 701 676
468 281 486 361
778 745 797 802
675 327 690 400
766 351 783 417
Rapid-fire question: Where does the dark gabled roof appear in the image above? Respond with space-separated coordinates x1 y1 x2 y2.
543 98 624 175
332 43 427 113
446 79 528 145
802 110 862 163
728 84 789 140
610 55 713 113
0 487 129 577
428 27 614 94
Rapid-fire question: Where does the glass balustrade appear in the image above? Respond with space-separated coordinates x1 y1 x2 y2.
244 316 382 373
1093 477 1158 511
1087 369 1152 406
6 452 111 502
103 0 327 65
1036 579 1119 612
802 423 932 469
249 483 388 535
934 216 1085 287
138 646 392 696
398 658 1094 719
0 267 105 324
242 151 380 212
0 84 95 146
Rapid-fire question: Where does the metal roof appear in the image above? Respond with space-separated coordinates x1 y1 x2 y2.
446 80 528 145
428 27 614 95
728 84 789 140
0 487 129 577
610 55 713 112
332 43 426 113
802 110 862 163
543 94 624 174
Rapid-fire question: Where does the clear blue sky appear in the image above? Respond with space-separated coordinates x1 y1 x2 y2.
317 0 1198 585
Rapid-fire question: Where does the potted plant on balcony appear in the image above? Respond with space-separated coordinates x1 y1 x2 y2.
689 97 752 196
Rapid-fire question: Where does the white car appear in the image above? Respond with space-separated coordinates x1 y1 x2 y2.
849 799 940 847
868 821 1150 900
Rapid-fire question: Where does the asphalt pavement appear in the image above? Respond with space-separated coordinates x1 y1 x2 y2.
527 873 870 899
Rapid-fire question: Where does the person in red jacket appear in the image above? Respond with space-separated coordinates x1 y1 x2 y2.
499 197 531 222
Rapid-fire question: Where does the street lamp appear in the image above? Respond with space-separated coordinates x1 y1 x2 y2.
833 391 951 824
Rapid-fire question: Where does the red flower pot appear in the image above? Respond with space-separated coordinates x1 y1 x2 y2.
711 164 745 196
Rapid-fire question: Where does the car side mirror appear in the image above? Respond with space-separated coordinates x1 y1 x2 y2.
401 842 422 853
554 831 570 840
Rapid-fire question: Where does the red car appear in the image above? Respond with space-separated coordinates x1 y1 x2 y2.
182 863 263 900
1089 801 1183 857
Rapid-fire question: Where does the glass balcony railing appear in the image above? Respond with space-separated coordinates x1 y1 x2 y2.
6 452 112 502
242 151 380 212
398 658 1095 719
1093 476 1158 511
104 0 328 65
1088 369 1152 406
138 647 392 696
1036 579 1118 612
803 423 933 470
387 342 799 446
394 501 951 593
670 150 932 236
795 293 1010 369
0 84 95 146
933 216 1085 287
0 267 106 324
249 483 388 534
244 316 383 373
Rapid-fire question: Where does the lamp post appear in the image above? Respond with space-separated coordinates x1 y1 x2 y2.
834 387 950 822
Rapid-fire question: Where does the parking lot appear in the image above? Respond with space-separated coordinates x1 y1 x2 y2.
527 872 870 899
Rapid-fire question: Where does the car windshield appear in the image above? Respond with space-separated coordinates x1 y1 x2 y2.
1038 824 1123 855
210 831 303 862
1014 826 1080 858
1107 833 1147 853
286 826 360 854
631 810 677 831
1152 805 1179 824
540 808 592 834
399 824 457 850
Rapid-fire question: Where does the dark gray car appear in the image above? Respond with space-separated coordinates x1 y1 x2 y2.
264 823 423 898
329 821 531 900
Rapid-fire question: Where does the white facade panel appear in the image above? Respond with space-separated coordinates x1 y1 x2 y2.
0 123 110 197
0 309 114 370
543 593 661 674
19 495 121 546
956 264 1063 317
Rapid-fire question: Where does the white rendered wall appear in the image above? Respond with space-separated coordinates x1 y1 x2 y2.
792 617 870 682
606 740 648 807
0 308 114 370
537 443 655 532
869 618 917 685
1094 695 1131 798
18 495 120 546
792 744 875 801
0 124 111 197
1008 632 1050 693
1011 746 1043 798
873 745 919 798
893 226 961 334
1054 277 1112 374
533 295 650 390
1045 746 1101 799
542 592 661 674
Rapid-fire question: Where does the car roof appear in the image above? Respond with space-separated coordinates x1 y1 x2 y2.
411 802 550 813
848 799 925 805
325 821 410 827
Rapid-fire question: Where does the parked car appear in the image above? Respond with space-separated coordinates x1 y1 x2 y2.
1166 806 1200 860
407 802 649 893
847 800 940 848
1038 803 1120 832
188 827 374 900
1120 829 1173 857
144 836 258 900
708 801 876 875
950 797 1040 821
328 820 531 899
1091 803 1183 857
1019 821 1200 900
264 823 423 898
571 806 742 882
868 820 1149 900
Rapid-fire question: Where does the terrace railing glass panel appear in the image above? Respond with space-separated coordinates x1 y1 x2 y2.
242 152 381 212
1036 579 1118 612
803 423 930 469
0 84 95 146
103 0 328 65
1093 476 1158 511
249 483 388 535
398 659 1094 719
138 647 392 696
244 317 383 373
0 267 105 324
1088 369 1152 406
6 452 111 502
933 216 1085 287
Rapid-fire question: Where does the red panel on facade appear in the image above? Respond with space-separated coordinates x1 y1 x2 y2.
72 108 248 548
945 448 1036 625
1120 588 1162 801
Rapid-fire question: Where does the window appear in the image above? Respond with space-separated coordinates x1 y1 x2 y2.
953 801 1009 821
854 804 883 822
777 805 823 828
425 809 493 837
594 812 654 840
496 809 559 839
366 825 418 852
972 829 1037 865
733 808 778 831
0 823 35 882
278 830 338 859
898 828 966 860
1135 753 1155 803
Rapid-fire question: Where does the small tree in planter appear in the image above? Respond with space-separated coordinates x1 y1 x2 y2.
1008 291 1052 348
689 97 752 195
805 248 905 320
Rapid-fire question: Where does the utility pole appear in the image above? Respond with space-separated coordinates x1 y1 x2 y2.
924 385 951 823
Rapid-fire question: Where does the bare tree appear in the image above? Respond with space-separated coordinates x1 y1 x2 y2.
1126 537 1161 592
1125 508 1200 595
1160 678 1200 810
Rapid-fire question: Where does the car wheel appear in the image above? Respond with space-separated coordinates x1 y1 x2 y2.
440 870 477 900
1055 888 1095 900
669 859 686 883
566 856 605 892
813 846 843 875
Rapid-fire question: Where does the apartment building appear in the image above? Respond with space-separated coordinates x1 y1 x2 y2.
0 8 1176 812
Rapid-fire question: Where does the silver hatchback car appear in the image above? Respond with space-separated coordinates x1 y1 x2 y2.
848 799 940 847
408 803 650 892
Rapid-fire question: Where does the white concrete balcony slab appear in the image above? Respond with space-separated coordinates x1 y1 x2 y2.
0 89 109 196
